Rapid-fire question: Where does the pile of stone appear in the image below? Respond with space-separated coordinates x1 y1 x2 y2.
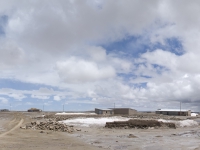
20 120 74 133
105 119 176 129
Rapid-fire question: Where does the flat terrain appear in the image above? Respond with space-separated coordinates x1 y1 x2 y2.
0 112 200 150
72 124 200 150
0 112 101 150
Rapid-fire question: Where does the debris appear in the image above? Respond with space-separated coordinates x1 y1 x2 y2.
76 129 81 131
128 134 137 138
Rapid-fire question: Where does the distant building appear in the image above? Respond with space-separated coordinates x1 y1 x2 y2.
95 108 137 115
95 108 113 115
156 109 191 116
112 108 137 115
0 109 9 112
28 108 42 112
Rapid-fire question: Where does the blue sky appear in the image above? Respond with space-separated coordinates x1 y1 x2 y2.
0 0 200 111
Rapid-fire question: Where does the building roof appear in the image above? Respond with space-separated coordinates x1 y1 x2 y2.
108 108 136 110
95 108 112 111
156 109 190 112
28 108 41 110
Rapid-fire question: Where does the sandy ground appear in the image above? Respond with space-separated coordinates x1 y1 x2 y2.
0 112 200 150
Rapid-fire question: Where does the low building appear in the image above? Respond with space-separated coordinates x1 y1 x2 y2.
156 109 191 116
112 108 137 115
95 108 137 115
28 108 42 112
0 109 9 112
95 108 113 115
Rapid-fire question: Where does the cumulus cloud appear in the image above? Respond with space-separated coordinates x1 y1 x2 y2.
1 0 200 111
0 41 25 69
56 57 116 83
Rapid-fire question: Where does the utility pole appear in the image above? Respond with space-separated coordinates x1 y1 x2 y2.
180 102 181 116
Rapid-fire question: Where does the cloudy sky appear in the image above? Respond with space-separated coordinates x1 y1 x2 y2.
0 0 200 111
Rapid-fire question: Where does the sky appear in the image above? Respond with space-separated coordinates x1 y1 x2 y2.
0 0 200 111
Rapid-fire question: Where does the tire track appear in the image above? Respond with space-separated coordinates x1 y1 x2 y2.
0 118 24 137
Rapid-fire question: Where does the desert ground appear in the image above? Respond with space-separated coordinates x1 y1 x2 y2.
0 111 200 150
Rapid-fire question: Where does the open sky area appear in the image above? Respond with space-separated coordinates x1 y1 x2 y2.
0 0 200 111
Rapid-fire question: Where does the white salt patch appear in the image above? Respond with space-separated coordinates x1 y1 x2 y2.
60 117 129 127
191 113 198 117
179 120 199 127
158 119 199 127
158 119 170 123
55 112 96 115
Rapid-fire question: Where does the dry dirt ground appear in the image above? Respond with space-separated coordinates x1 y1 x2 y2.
73 125 200 150
0 112 200 150
0 112 101 150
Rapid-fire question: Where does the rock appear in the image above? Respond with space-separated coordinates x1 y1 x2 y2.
36 121 40 125
20 126 26 129
26 123 32 129
128 134 137 138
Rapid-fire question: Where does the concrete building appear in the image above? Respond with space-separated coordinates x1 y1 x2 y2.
95 108 137 115
95 108 113 115
156 109 191 116
28 108 42 112
112 108 137 115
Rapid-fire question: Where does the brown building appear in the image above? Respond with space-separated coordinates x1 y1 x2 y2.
95 108 137 115
155 109 191 116
112 108 137 115
28 108 42 112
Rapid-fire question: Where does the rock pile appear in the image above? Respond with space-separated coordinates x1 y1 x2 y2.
105 119 176 129
20 121 74 133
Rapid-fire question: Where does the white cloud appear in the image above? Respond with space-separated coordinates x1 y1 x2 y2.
56 57 116 83
54 96 61 101
0 88 68 101
31 95 49 100
8 93 26 101
1 1 200 111
0 97 8 104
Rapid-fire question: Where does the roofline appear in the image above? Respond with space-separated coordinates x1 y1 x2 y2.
108 108 136 110
156 109 191 112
